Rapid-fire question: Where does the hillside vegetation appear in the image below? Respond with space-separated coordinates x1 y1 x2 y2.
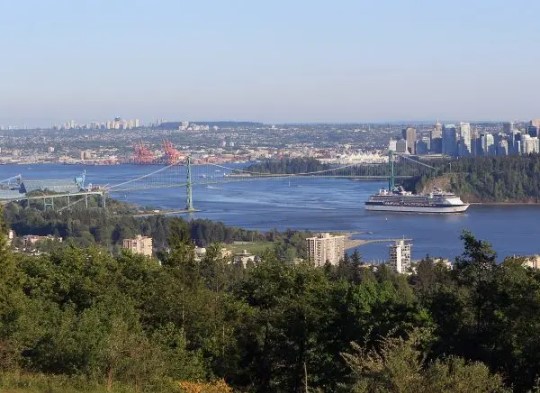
0 209 538 391
410 155 540 203
249 155 540 203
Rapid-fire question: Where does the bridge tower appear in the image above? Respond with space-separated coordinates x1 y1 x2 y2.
186 156 194 212
388 150 395 190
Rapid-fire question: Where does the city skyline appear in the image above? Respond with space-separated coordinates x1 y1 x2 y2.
2 0 540 126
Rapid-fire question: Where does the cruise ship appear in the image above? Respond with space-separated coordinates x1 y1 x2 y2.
365 186 469 213
365 151 469 213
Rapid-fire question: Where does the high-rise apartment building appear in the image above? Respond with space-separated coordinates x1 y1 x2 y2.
432 122 443 138
122 235 153 256
306 233 345 267
389 239 412 274
521 134 540 154
503 122 514 134
396 139 408 154
531 119 540 128
430 122 443 154
497 139 509 156
459 122 471 156
388 139 397 152
442 124 458 157
481 133 495 156
402 127 417 154
415 137 430 155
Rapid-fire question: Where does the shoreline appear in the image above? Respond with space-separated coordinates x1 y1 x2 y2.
340 231 399 250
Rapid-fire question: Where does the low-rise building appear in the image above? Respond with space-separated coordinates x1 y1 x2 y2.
122 235 153 256
234 249 257 268
22 234 63 248
524 255 540 269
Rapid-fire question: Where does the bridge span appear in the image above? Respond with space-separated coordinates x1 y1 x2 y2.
0 158 414 212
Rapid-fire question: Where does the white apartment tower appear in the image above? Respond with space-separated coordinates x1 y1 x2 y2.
306 233 346 267
389 239 412 274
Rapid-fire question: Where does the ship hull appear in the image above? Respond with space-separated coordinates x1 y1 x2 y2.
365 204 469 213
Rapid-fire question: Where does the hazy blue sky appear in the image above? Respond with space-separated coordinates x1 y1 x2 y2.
1 0 540 126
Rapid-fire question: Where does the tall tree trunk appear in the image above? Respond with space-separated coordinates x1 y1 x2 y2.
107 367 113 392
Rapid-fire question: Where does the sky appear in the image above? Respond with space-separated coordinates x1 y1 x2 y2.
1 0 540 126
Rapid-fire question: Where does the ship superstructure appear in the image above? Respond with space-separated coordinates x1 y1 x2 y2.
365 152 469 213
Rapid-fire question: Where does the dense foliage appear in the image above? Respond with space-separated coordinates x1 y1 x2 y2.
0 212 538 392
249 155 540 203
410 154 540 202
245 157 435 178
245 158 332 174
3 199 266 251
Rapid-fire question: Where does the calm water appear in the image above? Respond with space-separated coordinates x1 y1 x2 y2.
2 164 539 261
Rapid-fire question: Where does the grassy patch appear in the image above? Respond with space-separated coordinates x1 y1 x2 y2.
226 240 273 255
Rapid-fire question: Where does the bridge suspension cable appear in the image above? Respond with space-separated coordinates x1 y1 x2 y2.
393 152 436 170
207 162 363 176
108 163 178 191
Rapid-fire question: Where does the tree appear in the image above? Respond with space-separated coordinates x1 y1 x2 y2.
342 330 509 393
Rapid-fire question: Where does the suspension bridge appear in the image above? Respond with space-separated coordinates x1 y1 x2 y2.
0 156 418 213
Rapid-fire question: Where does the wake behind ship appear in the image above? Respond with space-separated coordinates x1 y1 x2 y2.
365 151 469 213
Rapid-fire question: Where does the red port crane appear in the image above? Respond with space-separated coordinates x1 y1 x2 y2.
133 142 155 164
163 140 184 165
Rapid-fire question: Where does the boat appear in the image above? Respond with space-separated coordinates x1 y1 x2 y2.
365 152 469 213
365 187 469 213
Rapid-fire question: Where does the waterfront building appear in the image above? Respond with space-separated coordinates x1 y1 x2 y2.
528 124 539 138
459 122 472 156
503 122 514 134
457 140 468 157
442 124 458 157
497 139 509 156
402 127 417 154
306 233 345 267
415 137 430 155
122 235 153 256
389 239 412 274
480 133 495 156
521 135 539 154
388 139 397 152
510 130 522 154
430 136 442 154
432 122 443 139
395 139 408 154
430 122 443 154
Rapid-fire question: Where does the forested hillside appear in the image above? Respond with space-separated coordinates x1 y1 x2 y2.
1 200 308 256
411 155 540 203
244 157 331 174
249 155 540 203
0 216 539 391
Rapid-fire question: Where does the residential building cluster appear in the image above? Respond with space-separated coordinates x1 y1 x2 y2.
55 117 141 130
3 120 540 166
389 119 540 157
179 121 212 132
